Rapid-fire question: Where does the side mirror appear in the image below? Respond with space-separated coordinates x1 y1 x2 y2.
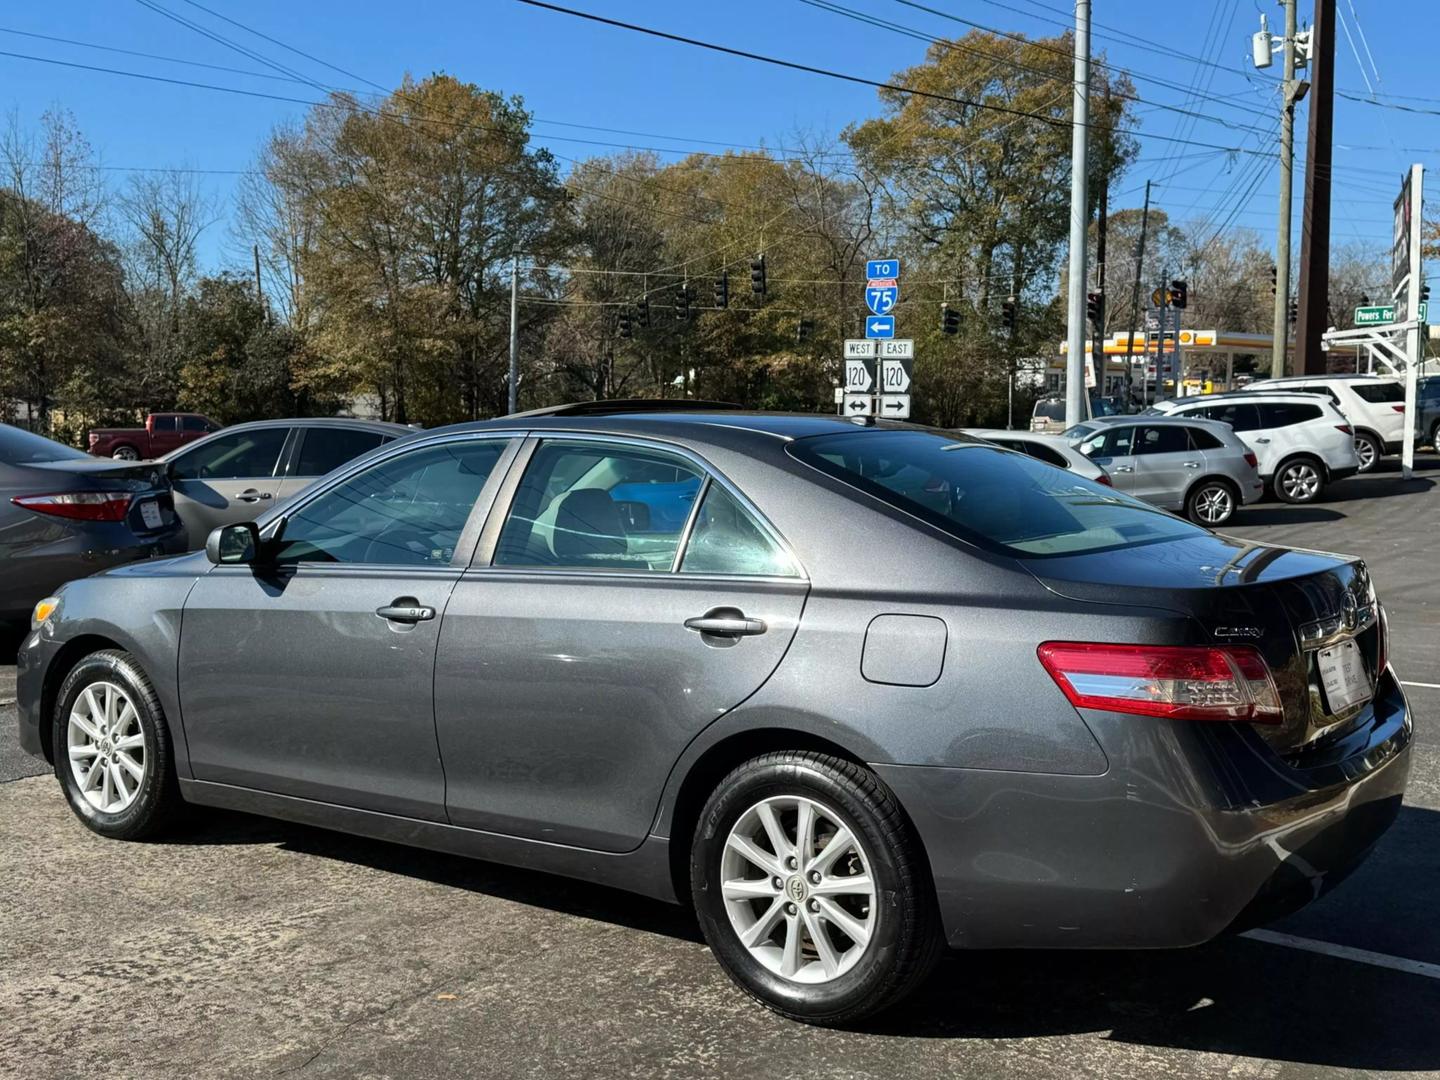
206 522 261 565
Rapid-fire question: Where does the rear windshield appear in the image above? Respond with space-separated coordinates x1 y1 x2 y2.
0 424 88 464
1033 400 1067 421
789 430 1203 557
1351 381 1405 404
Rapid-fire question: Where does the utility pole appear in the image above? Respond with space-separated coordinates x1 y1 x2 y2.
1095 158 1108 400
1295 0 1336 375
507 255 520 414
1271 0 1300 377
1064 0 1091 428
1124 180 1151 407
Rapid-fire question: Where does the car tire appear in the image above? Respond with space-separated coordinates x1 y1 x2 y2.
1185 479 1237 527
1430 420 1440 451
53 649 182 841
1274 456 1324 504
111 445 140 461
1353 432 1381 473
690 750 942 1026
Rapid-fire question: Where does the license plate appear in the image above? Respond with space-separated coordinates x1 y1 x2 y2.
1317 639 1372 713
139 499 163 531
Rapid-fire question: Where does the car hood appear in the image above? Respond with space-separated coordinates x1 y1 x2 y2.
95 549 211 579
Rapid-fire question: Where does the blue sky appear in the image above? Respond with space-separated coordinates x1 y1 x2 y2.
3 0 1434 280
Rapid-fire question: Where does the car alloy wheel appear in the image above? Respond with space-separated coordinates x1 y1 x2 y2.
1189 482 1234 526
721 794 876 984
111 446 140 460
67 680 146 814
1353 433 1379 473
1278 460 1321 503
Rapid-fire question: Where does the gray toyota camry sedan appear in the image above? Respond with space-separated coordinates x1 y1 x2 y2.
15 403 1411 1025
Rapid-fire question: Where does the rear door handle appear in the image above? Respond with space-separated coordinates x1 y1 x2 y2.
1183 461 1201 468
1113 465 1134 473
376 600 436 623
237 489 273 503
1255 437 1271 444
684 609 767 637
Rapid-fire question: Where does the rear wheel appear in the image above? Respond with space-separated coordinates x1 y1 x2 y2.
690 751 941 1025
1275 457 1324 504
1353 432 1381 473
1185 479 1236 526
53 650 181 840
111 445 140 461
1430 420 1440 450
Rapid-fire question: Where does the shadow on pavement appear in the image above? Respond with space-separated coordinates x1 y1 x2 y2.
1232 505 1345 527
167 799 1440 1070
0 625 22 666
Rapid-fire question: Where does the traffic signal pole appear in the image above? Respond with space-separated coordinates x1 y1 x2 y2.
1271 0 1298 377
1124 181 1150 406
1064 0 1091 429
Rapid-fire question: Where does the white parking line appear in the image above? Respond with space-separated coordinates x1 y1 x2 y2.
1241 929 1440 980
1401 680 1440 690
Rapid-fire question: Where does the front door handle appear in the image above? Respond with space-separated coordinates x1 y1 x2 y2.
1255 437 1271 444
376 599 436 623
684 608 767 637
1183 461 1201 468
237 489 273 503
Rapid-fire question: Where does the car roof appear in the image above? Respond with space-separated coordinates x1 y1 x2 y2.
424 410 918 448
1247 373 1396 384
215 417 413 434
1154 389 1334 405
1078 414 1228 429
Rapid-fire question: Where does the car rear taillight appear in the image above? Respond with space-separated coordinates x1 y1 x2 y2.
1392 405 1406 413
1037 642 1283 724
1335 424 1352 435
11 492 134 522
145 415 155 434
1243 452 1258 468
1095 472 1113 486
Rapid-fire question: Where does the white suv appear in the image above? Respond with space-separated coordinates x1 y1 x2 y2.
1144 391 1359 503
1241 374 1407 473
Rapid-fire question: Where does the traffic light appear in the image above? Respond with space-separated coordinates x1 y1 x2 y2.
1288 298 1298 324
1421 282 1431 303
1001 297 1017 333
1270 265 1278 296
713 271 729 310
750 254 767 297
796 317 815 343
941 303 960 335
1169 279 1188 309
1086 290 1104 331
674 283 693 321
617 310 632 339
636 297 650 328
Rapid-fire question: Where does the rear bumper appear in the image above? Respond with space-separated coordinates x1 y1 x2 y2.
877 674 1411 950
1328 465 1360 483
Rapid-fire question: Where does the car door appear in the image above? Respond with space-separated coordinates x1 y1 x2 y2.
1077 425 1139 495
178 434 519 820
272 425 393 506
167 425 294 544
1129 424 1197 509
1196 401 1269 472
433 435 809 853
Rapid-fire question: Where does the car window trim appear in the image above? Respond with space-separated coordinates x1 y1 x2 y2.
257 431 525 571
468 430 805 581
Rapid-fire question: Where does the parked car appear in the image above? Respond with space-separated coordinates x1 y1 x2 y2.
1 423 184 628
87 412 221 461
1241 374 1407 473
18 404 1410 1025
1415 374 1440 448
963 428 1113 486
1145 391 1359 504
160 418 412 548
1028 394 1116 433
1061 415 1262 525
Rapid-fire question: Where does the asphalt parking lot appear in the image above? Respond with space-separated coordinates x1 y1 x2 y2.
2 455 1438 1080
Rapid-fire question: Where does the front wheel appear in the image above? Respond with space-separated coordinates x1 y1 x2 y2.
53 650 181 840
1186 479 1236 526
690 751 941 1026
1353 432 1381 473
1430 420 1440 450
1275 457 1324 504
111 445 140 461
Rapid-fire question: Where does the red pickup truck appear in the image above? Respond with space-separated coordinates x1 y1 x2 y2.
87 412 221 460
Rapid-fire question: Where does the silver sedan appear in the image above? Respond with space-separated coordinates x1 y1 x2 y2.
963 428 1113 486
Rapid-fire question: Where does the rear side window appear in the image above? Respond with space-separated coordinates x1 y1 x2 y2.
151 415 179 432
1020 442 1068 468
294 427 388 477
1199 401 1262 432
1258 401 1322 427
1185 427 1224 450
679 483 797 577
1292 384 1341 405
1134 426 1189 455
789 430 1202 558
1351 382 1404 404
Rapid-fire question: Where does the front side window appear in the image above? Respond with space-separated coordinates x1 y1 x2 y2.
495 442 703 571
679 483 797 577
1078 426 1135 458
274 439 506 565
294 427 389 478
170 427 289 480
181 415 210 432
790 430 1201 558
151 415 178 432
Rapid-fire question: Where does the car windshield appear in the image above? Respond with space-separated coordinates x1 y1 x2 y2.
789 429 1203 558
0 423 89 464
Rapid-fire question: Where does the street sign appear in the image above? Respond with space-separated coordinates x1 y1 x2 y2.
844 338 878 359
844 356 877 393
843 393 876 417
878 394 911 419
1355 302 1427 325
877 338 914 360
864 315 895 339
866 259 901 280
880 357 912 393
865 280 898 316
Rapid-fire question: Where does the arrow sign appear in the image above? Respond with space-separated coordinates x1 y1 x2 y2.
880 357 912 393
843 393 876 417
865 282 898 316
865 315 895 339
844 357 876 392
879 394 911 418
